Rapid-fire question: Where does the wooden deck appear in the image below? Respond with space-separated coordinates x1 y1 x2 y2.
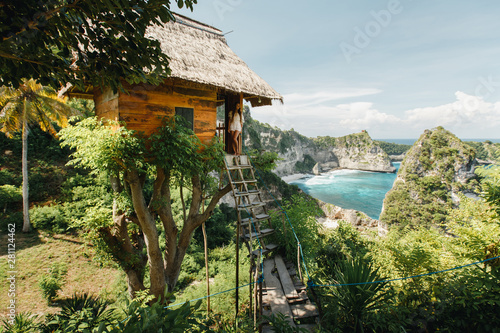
261 255 319 332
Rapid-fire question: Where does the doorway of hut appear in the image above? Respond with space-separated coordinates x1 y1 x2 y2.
216 93 242 155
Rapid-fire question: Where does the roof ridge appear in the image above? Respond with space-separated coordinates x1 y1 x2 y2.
172 12 223 36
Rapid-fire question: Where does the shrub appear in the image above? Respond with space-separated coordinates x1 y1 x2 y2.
1 312 39 333
38 262 67 303
30 205 69 233
0 184 22 212
323 257 392 333
40 293 114 333
110 298 209 333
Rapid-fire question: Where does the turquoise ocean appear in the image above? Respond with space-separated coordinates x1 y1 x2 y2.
289 138 500 220
290 163 401 220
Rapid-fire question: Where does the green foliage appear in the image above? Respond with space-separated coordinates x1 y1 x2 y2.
294 154 316 173
38 262 68 303
40 293 114 333
0 184 21 211
1 312 39 333
375 141 412 155
381 127 478 228
263 313 309 332
278 132 296 154
59 117 146 175
111 299 209 333
246 149 280 172
30 205 69 233
269 195 324 269
323 258 392 333
256 170 302 201
476 165 500 217
193 203 236 249
0 0 197 90
465 140 500 162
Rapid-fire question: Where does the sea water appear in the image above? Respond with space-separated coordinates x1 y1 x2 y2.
289 163 401 220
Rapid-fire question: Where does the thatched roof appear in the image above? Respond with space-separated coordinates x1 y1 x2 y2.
62 13 282 106
146 13 282 106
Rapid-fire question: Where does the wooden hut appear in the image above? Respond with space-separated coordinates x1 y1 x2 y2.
64 13 282 152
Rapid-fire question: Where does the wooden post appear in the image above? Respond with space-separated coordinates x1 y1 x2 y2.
239 92 243 154
235 217 240 317
297 244 303 283
259 275 263 333
249 266 253 320
202 222 210 315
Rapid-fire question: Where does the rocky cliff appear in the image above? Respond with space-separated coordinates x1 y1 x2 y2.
243 111 395 176
380 127 478 229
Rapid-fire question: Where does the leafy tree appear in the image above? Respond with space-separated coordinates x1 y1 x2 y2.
59 116 231 301
0 0 197 90
0 79 78 232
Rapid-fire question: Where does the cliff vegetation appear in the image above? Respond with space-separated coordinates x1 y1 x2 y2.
380 127 479 228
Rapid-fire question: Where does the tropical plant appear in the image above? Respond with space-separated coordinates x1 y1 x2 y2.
40 293 114 333
110 298 209 333
0 79 78 232
1 312 39 333
325 257 391 333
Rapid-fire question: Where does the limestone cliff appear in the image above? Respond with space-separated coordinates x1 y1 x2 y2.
380 127 478 228
243 111 395 176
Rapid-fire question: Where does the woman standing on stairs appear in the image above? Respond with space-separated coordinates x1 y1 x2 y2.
229 103 244 155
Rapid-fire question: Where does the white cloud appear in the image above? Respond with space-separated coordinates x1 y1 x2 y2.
250 91 500 138
404 92 500 131
284 88 382 109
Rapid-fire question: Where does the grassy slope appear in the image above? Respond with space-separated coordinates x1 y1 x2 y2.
0 231 123 317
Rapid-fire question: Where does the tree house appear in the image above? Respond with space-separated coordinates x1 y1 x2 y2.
64 13 282 152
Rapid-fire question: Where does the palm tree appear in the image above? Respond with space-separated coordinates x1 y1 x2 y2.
0 79 78 232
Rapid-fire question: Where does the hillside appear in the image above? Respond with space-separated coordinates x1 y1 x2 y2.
464 140 500 163
380 126 478 228
243 109 395 175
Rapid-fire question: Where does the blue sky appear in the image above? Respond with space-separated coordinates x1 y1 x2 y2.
177 1 500 139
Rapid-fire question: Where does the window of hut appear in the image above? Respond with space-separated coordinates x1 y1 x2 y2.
175 107 194 130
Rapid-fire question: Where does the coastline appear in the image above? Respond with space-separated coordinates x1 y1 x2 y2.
280 173 310 183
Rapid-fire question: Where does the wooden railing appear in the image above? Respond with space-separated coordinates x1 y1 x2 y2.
217 121 241 154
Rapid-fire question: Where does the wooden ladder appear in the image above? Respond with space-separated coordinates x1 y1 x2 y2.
223 154 278 258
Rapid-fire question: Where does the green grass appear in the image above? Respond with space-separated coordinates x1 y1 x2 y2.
0 231 124 318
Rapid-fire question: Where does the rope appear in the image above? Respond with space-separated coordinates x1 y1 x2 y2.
165 281 257 309
244 149 312 281
161 255 500 310
309 255 500 288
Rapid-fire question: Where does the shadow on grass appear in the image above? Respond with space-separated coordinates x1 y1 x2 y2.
0 228 45 253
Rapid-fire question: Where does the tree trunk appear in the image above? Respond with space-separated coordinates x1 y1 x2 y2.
126 169 166 301
21 114 30 233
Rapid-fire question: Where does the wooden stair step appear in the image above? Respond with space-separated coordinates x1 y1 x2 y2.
233 179 257 185
243 229 275 240
265 243 278 251
251 243 278 257
237 201 265 210
234 189 260 197
241 214 271 225
290 301 319 319
275 255 299 300
262 258 296 327
227 164 252 170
